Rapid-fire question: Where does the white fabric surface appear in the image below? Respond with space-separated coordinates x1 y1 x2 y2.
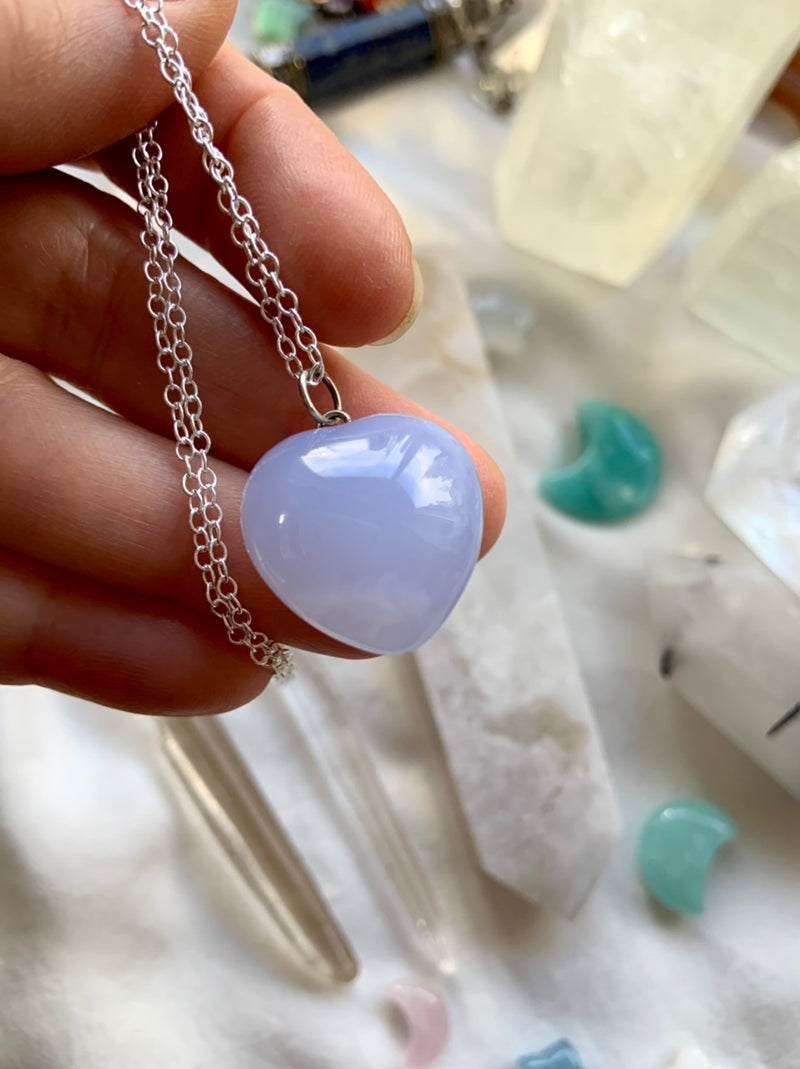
2 24 800 1069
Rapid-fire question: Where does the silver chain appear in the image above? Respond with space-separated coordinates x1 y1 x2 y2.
133 124 292 677
125 0 353 676
125 0 332 390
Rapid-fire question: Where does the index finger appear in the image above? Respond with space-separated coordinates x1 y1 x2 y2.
1 0 419 347
0 0 236 169
98 42 419 347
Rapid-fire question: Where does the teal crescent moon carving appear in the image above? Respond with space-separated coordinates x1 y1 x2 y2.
540 401 662 522
638 798 738 915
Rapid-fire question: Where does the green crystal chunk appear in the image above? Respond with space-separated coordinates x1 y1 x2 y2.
638 798 738 915
252 0 313 44
540 401 662 522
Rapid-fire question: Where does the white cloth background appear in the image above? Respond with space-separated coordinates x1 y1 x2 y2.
1 11 799 1068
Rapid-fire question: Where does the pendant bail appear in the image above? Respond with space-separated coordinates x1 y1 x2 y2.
299 369 351 427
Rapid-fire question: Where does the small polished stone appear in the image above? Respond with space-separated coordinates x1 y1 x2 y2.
638 799 738 915
517 1039 586 1069
540 401 662 522
241 414 484 655
386 980 449 1069
251 0 313 43
467 279 537 361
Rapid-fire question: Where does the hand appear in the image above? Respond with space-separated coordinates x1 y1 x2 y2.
0 0 506 715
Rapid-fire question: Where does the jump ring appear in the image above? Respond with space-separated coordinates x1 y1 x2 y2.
298 369 351 426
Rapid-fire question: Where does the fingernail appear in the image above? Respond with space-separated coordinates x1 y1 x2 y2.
372 258 424 346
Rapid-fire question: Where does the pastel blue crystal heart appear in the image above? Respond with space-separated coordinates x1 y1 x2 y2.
241 414 483 654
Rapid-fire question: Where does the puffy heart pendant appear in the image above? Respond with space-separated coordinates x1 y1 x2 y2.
241 414 483 654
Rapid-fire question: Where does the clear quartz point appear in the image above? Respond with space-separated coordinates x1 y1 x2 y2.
160 715 359 984
275 664 455 975
705 381 800 597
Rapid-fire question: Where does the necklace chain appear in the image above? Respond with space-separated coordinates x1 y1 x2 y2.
126 0 327 386
126 0 339 677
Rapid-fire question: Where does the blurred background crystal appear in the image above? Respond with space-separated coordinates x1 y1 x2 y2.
686 139 800 373
467 279 537 361
647 552 800 799
495 0 800 285
705 381 800 598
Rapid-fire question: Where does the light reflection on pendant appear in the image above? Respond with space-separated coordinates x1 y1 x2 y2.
241 414 483 654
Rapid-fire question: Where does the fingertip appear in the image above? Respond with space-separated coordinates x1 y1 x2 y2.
371 258 424 346
476 449 508 557
442 426 507 557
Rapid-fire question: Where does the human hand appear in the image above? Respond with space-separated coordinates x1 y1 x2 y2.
0 0 506 715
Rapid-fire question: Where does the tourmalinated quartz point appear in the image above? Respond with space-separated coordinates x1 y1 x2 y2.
495 0 800 285
350 250 621 916
540 401 662 523
638 798 737 915
705 382 800 598
241 414 483 655
686 139 800 374
648 552 800 799
517 1040 586 1069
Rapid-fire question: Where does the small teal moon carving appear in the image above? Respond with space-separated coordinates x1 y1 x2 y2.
540 401 662 522
517 1040 586 1069
638 798 738 915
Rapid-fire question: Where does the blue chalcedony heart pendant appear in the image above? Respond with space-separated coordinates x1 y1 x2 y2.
241 414 483 654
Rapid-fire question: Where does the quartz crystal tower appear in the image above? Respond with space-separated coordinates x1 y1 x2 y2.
496 0 800 286
686 139 800 372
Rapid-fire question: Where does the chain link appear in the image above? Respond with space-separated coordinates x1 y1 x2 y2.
126 0 307 676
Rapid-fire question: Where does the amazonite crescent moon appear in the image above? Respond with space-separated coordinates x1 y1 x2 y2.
638 799 737 915
540 401 662 522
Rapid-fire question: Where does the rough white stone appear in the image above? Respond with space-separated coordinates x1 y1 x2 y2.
348 249 621 916
706 381 800 598
648 552 800 799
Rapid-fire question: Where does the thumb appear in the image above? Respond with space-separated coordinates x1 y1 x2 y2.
0 0 237 173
